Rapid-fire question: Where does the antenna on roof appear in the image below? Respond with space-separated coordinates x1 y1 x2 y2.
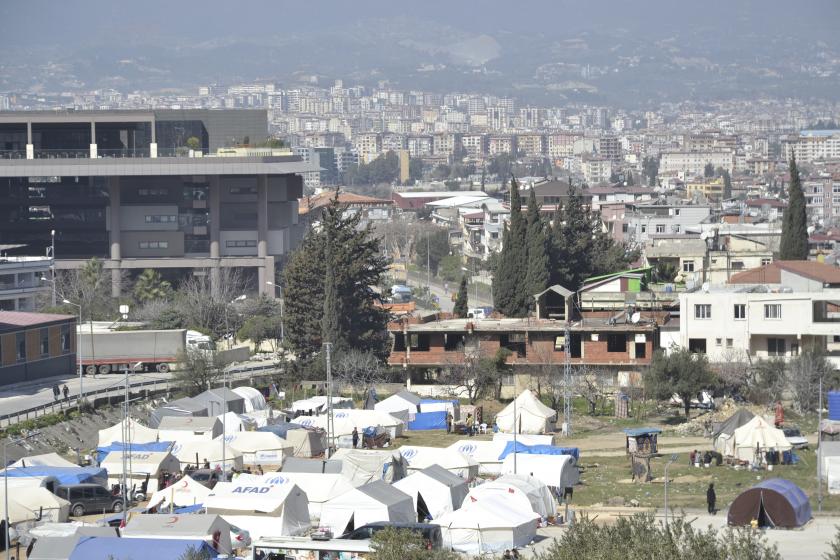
630 312 641 324
702 282 710 293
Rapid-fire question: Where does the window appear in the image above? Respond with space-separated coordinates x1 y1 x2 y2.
833 185 840 194
761 258 772 266
682 261 695 273
138 241 169 249
674 209 681 216
225 240 257 248
726 338 733 348
138 188 170 196
715 338 722 346
622 223 629 233
673 224 681 233
635 342 646 358
688 338 707 354
764 304 782 320
767 338 786 356
694 304 712 319
230 186 257 195
40 328 49 356
60 325 71 353
731 261 745 270
733 304 746 320
655 224 666 233
606 334 626 353
641 225 647 233
16 332 26 362
144 215 177 223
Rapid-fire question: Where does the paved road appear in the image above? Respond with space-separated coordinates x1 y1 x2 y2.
406 270 493 312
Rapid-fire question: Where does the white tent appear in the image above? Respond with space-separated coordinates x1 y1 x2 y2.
240 409 275 428
0 487 70 523
463 475 556 520
100 451 181 494
291 396 353 414
232 387 267 413
500 454 579 490
398 446 479 480
224 432 293 466
9 453 78 469
218 411 246 433
293 410 405 439
447 440 508 475
236 472 354 521
330 448 407 485
493 432 556 446
284 429 326 458
170 440 243 471
158 416 223 442
731 415 792 461
319 480 415 536
204 478 311 538
374 391 421 421
122 514 234 555
393 465 469 521
98 418 159 447
435 495 539 554
826 457 840 495
147 475 212 510
495 390 557 434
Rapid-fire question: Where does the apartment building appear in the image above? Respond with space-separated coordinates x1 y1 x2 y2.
0 254 52 311
623 203 713 244
352 132 381 164
782 132 840 164
659 150 735 176
0 311 77 385
488 135 516 157
582 157 613 184
516 134 545 158
803 178 840 224
461 134 487 159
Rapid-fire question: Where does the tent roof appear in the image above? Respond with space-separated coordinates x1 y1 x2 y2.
713 408 756 439
437 494 539 527
418 464 467 488
281 457 342 474
68 537 215 560
98 418 159 446
205 479 303 514
733 415 791 451
498 390 556 421
147 475 211 510
728 478 812 528
9 452 77 469
159 397 208 414
123 513 224 535
158 415 220 431
354 480 412 507
232 386 267 411
224 431 292 453
623 427 662 437
194 387 245 405
28 536 80 560
394 390 422 405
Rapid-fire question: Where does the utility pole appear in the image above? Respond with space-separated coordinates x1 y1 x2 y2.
324 342 334 459
49 229 56 307
563 322 572 436
513 393 518 474
426 232 431 301
819 375 824 512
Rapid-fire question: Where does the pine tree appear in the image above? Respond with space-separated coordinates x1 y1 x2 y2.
524 188 550 312
722 170 732 200
492 176 528 317
453 275 469 318
779 157 809 260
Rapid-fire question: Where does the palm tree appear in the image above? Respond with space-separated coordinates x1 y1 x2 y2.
133 269 173 303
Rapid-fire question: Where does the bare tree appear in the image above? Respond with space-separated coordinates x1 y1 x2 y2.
574 366 607 415
528 344 564 412
713 348 751 397
439 351 497 404
788 349 836 413
174 347 224 396
176 268 246 339
334 349 386 400
47 257 126 320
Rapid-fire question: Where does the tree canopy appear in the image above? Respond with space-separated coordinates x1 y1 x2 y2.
453 274 469 318
646 348 717 418
779 157 809 260
492 177 529 317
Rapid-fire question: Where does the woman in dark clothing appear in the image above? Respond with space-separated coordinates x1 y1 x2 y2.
707 483 716 514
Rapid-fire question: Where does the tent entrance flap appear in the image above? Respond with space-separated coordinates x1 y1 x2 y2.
417 494 430 523
758 492 775 528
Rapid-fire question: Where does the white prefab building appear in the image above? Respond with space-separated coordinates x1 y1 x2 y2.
679 289 840 367
158 416 224 442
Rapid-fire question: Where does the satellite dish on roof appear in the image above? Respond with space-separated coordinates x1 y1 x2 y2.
630 312 641 324
807 225 816 234
702 282 710 293
700 231 710 240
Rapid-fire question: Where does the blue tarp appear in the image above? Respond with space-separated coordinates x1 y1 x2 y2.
258 422 306 438
420 399 458 405
69 537 217 560
408 411 447 430
174 504 205 514
1 466 107 486
95 441 173 464
497 441 580 461
623 427 662 437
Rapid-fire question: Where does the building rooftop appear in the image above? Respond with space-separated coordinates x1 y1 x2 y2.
393 317 655 333
729 260 840 285
0 311 74 329
392 191 487 199
299 191 392 215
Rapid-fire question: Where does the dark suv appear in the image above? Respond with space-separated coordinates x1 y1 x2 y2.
341 522 442 549
54 484 124 517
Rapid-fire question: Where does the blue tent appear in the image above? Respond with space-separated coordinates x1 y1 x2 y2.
257 422 306 438
69 537 217 560
728 478 812 528
95 441 174 464
408 411 447 430
497 441 579 461
2 466 107 486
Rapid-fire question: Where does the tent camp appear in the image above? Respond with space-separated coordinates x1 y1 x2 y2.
204 478 311 538
375 391 421 418
170 439 243 470
68 536 217 560
232 386 267 412
495 390 556 434
293 409 405 439
291 395 353 415
219 410 246 433
497 441 579 461
731 416 792 462
0 486 70 523
281 457 342 474
727 478 812 528
447 440 508 475
100 451 180 494
98 418 159 447
319 480 415 536
419 399 460 419
258 425 326 457
0 465 108 488
147 475 212 510
9 453 79 469
193 387 246 415
95 442 173 465
500 453 579 491
224 431 293 465
463 474 556 520
237 472 354 521
158 416 223 442
398 446 479 480
149 397 208 428
330 448 408 485
393 464 469 521
493 432 556 446
434 494 539 554
712 409 756 456
122 514 233 555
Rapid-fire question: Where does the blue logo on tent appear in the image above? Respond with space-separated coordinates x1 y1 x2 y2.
298 419 313 427
458 444 476 455
232 486 271 494
265 476 286 485
336 412 349 419
400 448 418 460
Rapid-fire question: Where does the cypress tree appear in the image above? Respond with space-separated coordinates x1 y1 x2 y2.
524 188 550 312
492 176 528 317
722 170 732 200
779 157 809 260
453 275 469 318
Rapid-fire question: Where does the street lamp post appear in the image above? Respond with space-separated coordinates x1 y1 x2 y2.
49 230 56 307
663 453 679 527
266 281 284 343
62 299 83 413
4 431 41 560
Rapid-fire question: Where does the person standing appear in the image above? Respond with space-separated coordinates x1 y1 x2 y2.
466 413 473 437
446 412 453 434
52 384 60 401
774 401 784 429
707 483 716 514
62 385 69 400
352 427 359 449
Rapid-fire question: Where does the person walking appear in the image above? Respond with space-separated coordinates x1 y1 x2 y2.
707 483 716 514
62 384 69 401
352 427 359 449
52 384 60 402
446 412 453 434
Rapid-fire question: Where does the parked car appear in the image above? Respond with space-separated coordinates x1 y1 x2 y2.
188 468 220 489
54 484 124 517
783 427 809 449
341 522 442 549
